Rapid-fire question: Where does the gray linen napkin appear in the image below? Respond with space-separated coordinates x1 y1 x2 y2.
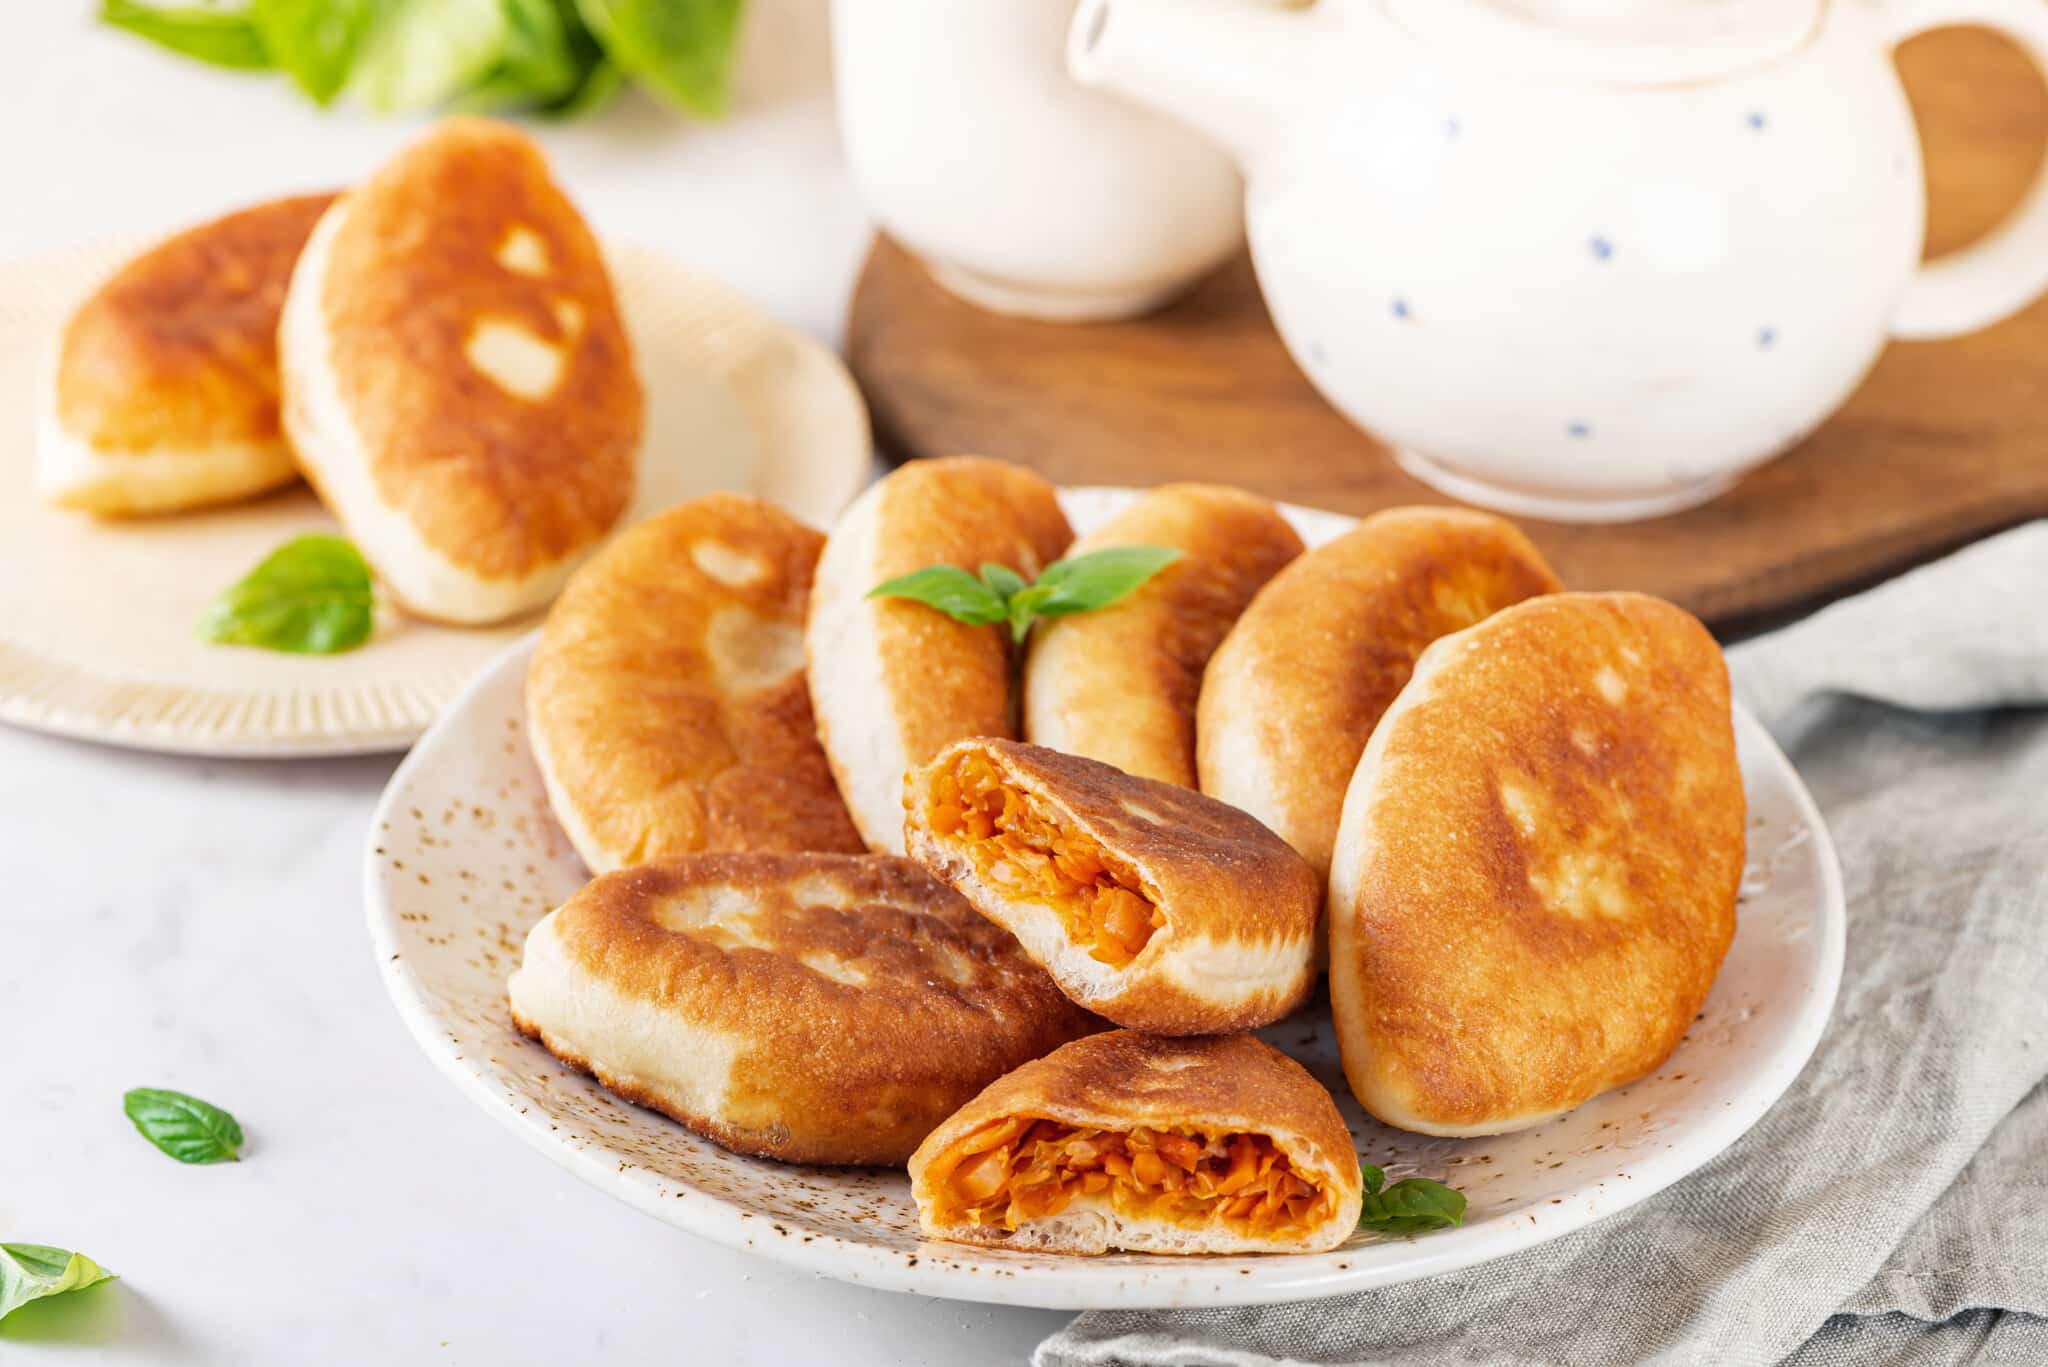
1039 522 2048 1367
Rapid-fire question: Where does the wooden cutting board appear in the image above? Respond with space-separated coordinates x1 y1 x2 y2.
847 29 2048 627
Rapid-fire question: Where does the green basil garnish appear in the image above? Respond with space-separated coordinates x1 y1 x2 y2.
572 0 743 117
869 546 1183 645
0 1245 116 1326
122 1088 244 1165
252 0 381 104
196 534 375 655
99 0 740 119
1357 1162 1466 1236
99 0 273 70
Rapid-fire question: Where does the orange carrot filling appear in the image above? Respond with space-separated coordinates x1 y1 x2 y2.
928 753 1166 968
933 754 1171 967
928 1117 1330 1235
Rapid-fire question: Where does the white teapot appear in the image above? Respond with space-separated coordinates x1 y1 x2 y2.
1069 0 2048 522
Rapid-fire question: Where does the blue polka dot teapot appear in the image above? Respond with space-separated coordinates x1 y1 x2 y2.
1068 0 2048 522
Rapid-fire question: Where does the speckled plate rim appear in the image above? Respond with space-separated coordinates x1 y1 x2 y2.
365 494 1846 1310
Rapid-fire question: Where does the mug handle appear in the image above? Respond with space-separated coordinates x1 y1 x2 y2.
1884 0 2048 339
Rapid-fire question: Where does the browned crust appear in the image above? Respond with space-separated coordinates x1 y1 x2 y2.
320 117 641 579
909 1031 1362 1246
528 492 863 865
870 456 1074 769
904 738 1320 1034
529 853 1100 1165
54 192 336 454
1331 592 1744 1132
1197 506 1562 879
1024 484 1303 787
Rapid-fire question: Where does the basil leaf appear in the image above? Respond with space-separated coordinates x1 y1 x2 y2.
870 545 1182 644
0 1245 116 1326
100 0 273 70
979 562 1028 600
196 534 374 655
1003 583 1055 644
573 0 742 118
1375 1178 1467 1228
251 0 380 105
541 50 624 117
122 1087 244 1164
455 0 591 112
1030 546 1182 619
866 565 1008 627
1357 1167 1465 1236
349 0 508 114
100 0 736 121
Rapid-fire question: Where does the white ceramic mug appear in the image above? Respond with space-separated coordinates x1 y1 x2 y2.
831 0 1244 321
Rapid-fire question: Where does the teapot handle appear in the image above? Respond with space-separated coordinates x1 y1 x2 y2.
1884 0 2048 339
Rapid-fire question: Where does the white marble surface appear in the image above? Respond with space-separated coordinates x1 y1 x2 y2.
1 4 1069 1362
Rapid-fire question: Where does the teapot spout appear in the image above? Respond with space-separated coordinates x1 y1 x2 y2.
1067 0 1317 166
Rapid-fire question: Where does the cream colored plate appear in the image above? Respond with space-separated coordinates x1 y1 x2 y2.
0 236 869 757
366 487 1846 1310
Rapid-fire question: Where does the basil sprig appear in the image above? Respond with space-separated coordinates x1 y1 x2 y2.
869 546 1183 645
196 534 375 655
100 0 742 119
575 0 743 118
0 1245 116 1326
123 1088 244 1164
100 0 272 70
1357 1163 1466 1236
254 0 382 104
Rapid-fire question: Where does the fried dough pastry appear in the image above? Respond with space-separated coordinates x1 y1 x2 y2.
1198 506 1560 879
1329 592 1745 1135
905 738 1319 1034
911 1031 1363 1255
37 193 334 515
508 853 1099 1166
527 492 863 873
280 118 642 624
806 457 1072 853
1024 483 1303 787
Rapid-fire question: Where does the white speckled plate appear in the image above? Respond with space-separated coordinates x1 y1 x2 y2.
0 235 869 758
365 488 1845 1310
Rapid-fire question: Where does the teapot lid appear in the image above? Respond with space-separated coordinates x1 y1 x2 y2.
1380 0 1824 86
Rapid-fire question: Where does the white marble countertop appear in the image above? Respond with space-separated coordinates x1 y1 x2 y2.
2 4 1069 1362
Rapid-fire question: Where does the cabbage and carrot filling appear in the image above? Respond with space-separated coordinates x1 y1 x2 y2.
927 753 1165 967
928 1117 1330 1236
